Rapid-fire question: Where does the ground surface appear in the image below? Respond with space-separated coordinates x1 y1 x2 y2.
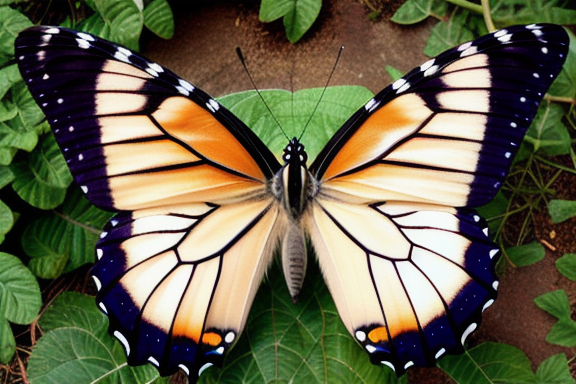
145 0 576 382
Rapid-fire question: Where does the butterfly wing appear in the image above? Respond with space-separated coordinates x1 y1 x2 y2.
16 26 284 379
307 24 568 374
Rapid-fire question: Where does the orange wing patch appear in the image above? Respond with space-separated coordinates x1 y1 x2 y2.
152 96 266 181
323 94 432 180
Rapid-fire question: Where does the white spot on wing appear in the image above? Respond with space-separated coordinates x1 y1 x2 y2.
98 301 108 314
497 34 512 43
532 29 543 37
206 99 219 112
44 27 60 34
76 38 90 49
541 47 549 54
424 65 439 77
148 356 159 366
457 41 472 51
365 345 376 353
179 364 190 375
494 29 508 38
420 59 435 72
96 248 103 259
435 348 446 359
81 185 88 193
92 275 102 291
198 363 213 376
365 98 377 111
482 299 494 312
225 332 235 343
461 323 477 345
381 361 395 371
460 46 478 57
492 280 499 290
404 361 414 370
76 32 95 41
355 330 366 342
149 62 163 73
392 78 407 90
100 231 108 239
114 330 131 355
42 73 49 80
57 98 63 104
215 346 225 355
179 79 194 92
397 82 411 94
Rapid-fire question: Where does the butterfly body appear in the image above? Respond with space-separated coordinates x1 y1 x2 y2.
16 24 568 380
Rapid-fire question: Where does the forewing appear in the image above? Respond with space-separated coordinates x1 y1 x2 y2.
15 26 281 211
311 24 569 208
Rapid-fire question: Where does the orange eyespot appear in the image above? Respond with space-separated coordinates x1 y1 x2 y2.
368 326 389 343
201 332 222 347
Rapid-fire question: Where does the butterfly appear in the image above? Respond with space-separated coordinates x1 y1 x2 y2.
16 24 568 380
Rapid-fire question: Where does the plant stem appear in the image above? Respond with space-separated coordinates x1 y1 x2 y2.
545 94 576 104
446 0 483 14
481 0 496 31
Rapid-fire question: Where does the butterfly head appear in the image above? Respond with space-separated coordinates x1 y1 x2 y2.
282 137 308 166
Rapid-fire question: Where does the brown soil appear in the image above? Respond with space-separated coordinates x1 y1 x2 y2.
142 1 576 383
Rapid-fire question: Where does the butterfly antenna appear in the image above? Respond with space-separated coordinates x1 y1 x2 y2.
298 45 344 141
236 47 289 141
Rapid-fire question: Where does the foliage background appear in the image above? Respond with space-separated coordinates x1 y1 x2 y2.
0 0 575 383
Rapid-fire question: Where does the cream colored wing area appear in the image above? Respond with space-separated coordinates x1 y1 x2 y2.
320 163 474 206
307 197 499 359
93 196 282 366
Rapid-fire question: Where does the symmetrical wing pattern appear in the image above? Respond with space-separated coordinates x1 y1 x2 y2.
308 24 568 374
15 23 569 380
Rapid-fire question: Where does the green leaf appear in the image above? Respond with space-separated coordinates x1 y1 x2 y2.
546 318 576 347
22 187 113 278
491 0 576 26
90 0 144 50
39 292 107 334
548 28 576 99
11 81 46 132
0 146 16 165
11 133 72 210
477 190 509 234
536 353 575 384
0 198 14 244
0 252 42 324
0 164 14 189
385 65 404 82
200 262 397 383
534 289 576 347
534 289 571 319
391 0 448 24
259 0 322 43
424 10 474 57
0 316 15 364
555 253 576 281
0 64 22 100
0 6 32 57
523 103 570 156
505 242 545 267
438 342 536 384
218 86 373 162
143 0 174 39
29 290 168 383
27 327 167 384
548 199 576 224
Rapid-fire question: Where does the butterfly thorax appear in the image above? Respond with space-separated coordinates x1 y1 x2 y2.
271 137 313 302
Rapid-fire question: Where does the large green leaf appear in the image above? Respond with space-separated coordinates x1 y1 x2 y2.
143 0 174 39
0 63 21 100
259 0 322 43
491 0 576 26
423 10 475 57
391 0 448 25
28 291 168 384
11 133 72 209
0 165 14 189
89 0 144 50
11 80 46 133
0 252 42 325
438 342 536 384
22 187 113 279
200 262 398 383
